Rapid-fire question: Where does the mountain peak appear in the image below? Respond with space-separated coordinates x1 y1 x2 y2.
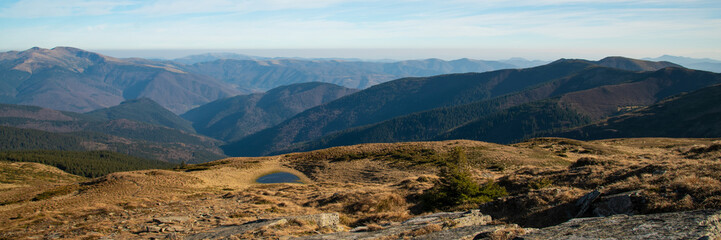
596 56 682 71
86 98 194 133
9 46 118 74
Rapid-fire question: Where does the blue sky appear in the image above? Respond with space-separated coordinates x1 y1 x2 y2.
1 0 720 60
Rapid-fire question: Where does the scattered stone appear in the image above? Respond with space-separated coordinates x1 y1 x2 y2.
169 225 185 232
516 210 721 239
415 224 525 240
349 226 370 232
44 233 62 239
186 213 341 239
165 232 181 240
144 225 162 233
185 218 288 240
284 213 340 229
153 216 191 224
296 210 492 240
403 209 491 227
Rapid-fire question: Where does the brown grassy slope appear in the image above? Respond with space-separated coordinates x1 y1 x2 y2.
483 137 721 227
0 138 719 239
0 161 85 206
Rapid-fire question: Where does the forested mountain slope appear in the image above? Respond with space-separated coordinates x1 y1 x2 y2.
224 58 716 156
182 82 357 141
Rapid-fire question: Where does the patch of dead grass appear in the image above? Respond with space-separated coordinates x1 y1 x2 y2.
2 138 720 238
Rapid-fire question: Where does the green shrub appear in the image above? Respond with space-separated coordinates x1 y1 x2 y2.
420 148 507 210
528 177 554 189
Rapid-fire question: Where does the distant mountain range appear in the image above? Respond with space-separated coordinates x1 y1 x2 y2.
173 52 268 65
172 52 547 67
0 47 552 114
220 57 721 156
181 58 526 91
644 55 721 73
0 47 242 114
2 46 720 161
182 82 357 141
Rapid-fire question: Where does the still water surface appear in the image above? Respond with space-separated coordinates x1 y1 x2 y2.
256 172 302 184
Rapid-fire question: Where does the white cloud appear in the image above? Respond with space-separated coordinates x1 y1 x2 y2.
0 0 137 18
1 0 720 59
123 0 362 16
0 0 362 18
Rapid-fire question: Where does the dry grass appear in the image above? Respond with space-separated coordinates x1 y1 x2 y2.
0 161 84 206
365 223 385 231
481 138 721 227
1 138 719 238
485 226 529 240
408 223 443 236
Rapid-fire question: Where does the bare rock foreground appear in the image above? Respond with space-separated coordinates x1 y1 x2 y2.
187 209 721 239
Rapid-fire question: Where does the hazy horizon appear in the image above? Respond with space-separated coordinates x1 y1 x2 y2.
89 48 640 61
3 47 719 63
2 0 720 60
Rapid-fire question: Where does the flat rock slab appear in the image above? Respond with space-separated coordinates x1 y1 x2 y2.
153 216 191 224
403 209 491 228
185 213 339 240
185 218 288 240
296 210 492 240
517 210 721 240
413 224 519 240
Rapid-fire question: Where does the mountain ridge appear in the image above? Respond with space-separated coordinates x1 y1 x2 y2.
223 58 714 156
644 55 721 73
556 83 721 139
86 98 195 133
182 82 358 141
182 57 524 91
221 59 601 156
0 47 243 114
0 103 225 163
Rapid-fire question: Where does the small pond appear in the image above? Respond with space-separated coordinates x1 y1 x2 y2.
256 172 303 184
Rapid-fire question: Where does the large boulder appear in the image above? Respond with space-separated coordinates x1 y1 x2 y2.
516 210 721 239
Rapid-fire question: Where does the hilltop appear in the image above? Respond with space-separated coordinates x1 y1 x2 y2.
1 138 719 239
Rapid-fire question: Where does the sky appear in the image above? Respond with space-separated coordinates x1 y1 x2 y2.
1 0 720 60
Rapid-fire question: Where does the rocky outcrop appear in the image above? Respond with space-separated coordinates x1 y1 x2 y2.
574 189 601 217
185 213 341 240
591 190 642 217
517 210 721 239
186 218 289 240
296 210 498 240
185 209 721 240
186 210 501 240
414 224 527 240
575 189 644 218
